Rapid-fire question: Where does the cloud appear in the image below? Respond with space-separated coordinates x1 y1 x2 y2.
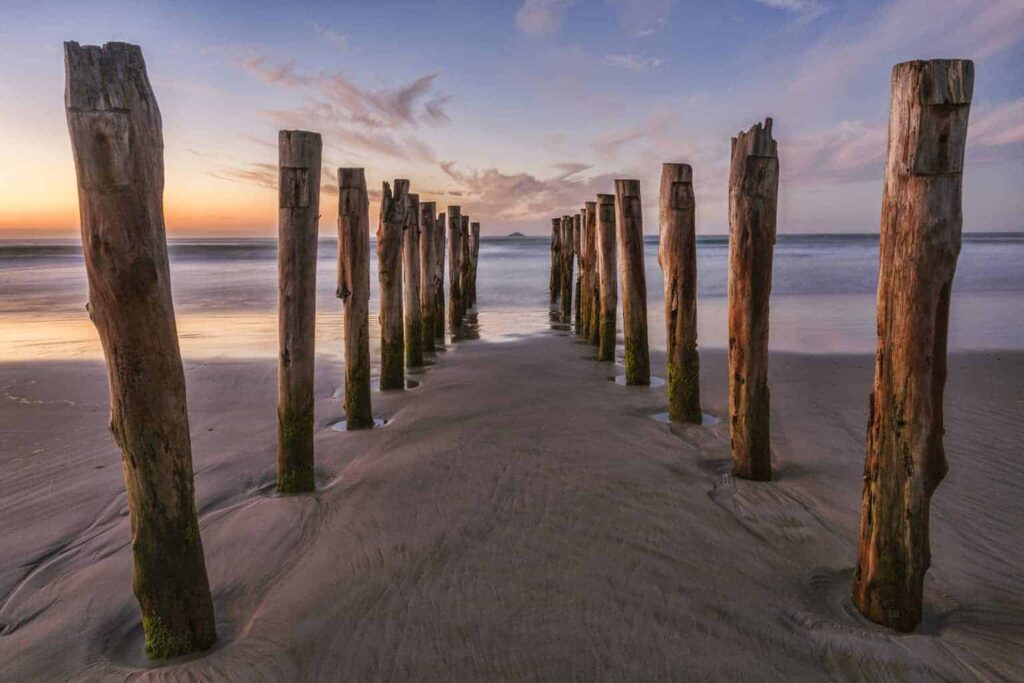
238 55 450 164
440 161 617 222
603 54 664 72
753 0 827 21
780 98 1024 187
783 120 886 186
608 0 675 37
314 24 348 52
516 0 575 36
787 0 1024 99
211 162 341 196
243 57 449 129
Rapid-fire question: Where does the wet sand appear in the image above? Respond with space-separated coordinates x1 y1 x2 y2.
0 332 1022 680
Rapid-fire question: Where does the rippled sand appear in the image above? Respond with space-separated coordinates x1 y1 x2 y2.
0 333 1021 680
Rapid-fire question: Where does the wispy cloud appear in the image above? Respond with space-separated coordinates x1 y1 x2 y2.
609 0 675 37
787 0 1024 99
314 23 348 52
753 0 828 22
238 55 449 164
440 161 617 222
781 98 1024 187
603 54 664 72
243 56 449 129
516 0 575 36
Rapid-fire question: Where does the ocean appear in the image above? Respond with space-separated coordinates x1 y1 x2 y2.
1 233 1021 362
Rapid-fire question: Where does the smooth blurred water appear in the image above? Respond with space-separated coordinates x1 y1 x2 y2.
0 233 1021 361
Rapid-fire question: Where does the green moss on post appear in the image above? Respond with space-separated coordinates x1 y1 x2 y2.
615 180 650 385
277 406 315 493
667 347 702 423
66 41 217 661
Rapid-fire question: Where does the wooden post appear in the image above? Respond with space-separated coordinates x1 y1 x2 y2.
584 201 600 346
659 163 702 424
727 119 779 481
469 221 481 308
560 216 574 323
853 59 973 633
404 193 424 368
378 180 409 390
447 206 463 329
64 41 216 658
615 180 650 385
460 214 472 318
596 194 618 361
434 211 447 340
277 130 322 493
579 209 590 339
550 218 562 305
337 168 374 428
573 213 583 334
419 201 437 352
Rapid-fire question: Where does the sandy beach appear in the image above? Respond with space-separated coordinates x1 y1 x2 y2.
1 327 1021 680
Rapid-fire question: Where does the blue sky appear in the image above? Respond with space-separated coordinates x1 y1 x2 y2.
0 0 1021 235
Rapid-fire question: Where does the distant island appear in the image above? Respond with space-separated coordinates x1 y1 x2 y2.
506 231 526 238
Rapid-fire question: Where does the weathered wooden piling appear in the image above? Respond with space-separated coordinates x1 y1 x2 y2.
404 193 424 368
337 168 374 428
560 216 574 323
573 213 583 334
852 59 973 633
378 180 409 389
447 206 463 329
727 119 779 481
579 209 591 338
460 214 472 317
64 40 216 658
550 218 562 305
434 211 447 339
596 194 618 361
469 221 481 308
276 130 322 493
659 163 702 424
583 201 600 346
419 201 438 352
615 180 650 385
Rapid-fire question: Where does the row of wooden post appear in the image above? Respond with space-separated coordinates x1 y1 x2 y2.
65 40 972 660
547 59 973 635
63 41 485 658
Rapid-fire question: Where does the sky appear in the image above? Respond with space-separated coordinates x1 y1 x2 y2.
0 0 1021 237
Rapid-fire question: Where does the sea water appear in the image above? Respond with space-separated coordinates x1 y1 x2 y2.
0 233 1021 361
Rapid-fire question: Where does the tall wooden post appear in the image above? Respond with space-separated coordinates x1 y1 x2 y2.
615 180 650 385
853 59 973 633
573 213 583 334
550 218 562 305
337 168 374 428
579 209 590 338
378 180 409 390
447 206 463 329
659 163 702 424
434 211 447 340
64 41 216 658
460 214 472 317
419 201 438 352
728 119 779 481
583 201 599 346
560 216 574 323
404 193 424 368
277 130 322 493
596 194 618 361
469 221 481 308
